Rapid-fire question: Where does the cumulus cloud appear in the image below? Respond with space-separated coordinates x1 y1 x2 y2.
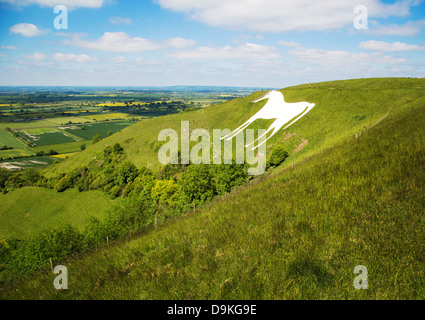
359 40 425 52
52 53 97 63
108 16 132 25
22 52 47 60
10 23 45 37
168 43 281 60
63 32 197 52
0 0 104 9
164 37 197 48
364 19 425 36
155 0 415 32
279 41 407 67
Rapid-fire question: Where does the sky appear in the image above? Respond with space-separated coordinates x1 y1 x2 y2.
0 0 424 87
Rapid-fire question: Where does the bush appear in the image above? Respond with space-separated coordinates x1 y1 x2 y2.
268 146 289 167
92 134 102 144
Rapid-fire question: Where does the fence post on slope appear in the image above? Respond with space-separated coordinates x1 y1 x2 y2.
49 257 53 273
106 236 109 249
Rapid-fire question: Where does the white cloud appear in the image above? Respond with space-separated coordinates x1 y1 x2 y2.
108 16 132 25
22 52 47 60
10 23 45 37
1 45 17 49
52 53 97 63
168 43 281 60
108 56 126 63
63 32 197 52
164 37 197 48
155 0 415 32
64 32 161 52
0 0 104 9
279 41 407 67
364 19 425 36
359 40 425 52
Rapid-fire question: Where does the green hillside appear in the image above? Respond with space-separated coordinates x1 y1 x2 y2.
0 187 116 239
1 78 424 299
44 78 425 178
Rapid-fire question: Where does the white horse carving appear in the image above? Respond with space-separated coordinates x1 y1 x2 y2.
222 90 315 149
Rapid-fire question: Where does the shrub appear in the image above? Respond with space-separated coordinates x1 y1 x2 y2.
268 145 289 167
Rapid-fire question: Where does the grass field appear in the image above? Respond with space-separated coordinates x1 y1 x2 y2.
31 140 91 154
0 120 57 130
19 129 77 147
78 113 142 121
0 130 27 149
2 80 424 299
64 121 136 140
0 148 34 159
0 187 117 239
0 156 57 170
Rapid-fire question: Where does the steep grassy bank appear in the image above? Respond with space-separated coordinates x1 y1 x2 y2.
2 82 424 299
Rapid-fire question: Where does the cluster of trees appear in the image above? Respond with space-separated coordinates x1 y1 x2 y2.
35 150 58 156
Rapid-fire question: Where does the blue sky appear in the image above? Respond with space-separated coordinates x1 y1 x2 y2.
0 0 424 87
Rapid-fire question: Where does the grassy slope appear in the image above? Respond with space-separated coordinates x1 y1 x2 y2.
0 187 117 239
44 78 425 178
1 78 424 299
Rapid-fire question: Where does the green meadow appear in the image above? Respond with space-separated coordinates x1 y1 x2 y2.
0 187 116 240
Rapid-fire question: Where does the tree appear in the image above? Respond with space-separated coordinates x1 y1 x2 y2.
80 143 86 151
92 134 102 144
268 145 289 167
178 164 215 203
114 161 138 186
113 143 123 154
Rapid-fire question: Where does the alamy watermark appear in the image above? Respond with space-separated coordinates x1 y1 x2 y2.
353 265 368 290
54 5 68 30
158 121 267 175
53 265 68 290
354 5 368 30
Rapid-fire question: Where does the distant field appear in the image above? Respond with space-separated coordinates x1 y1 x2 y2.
65 121 135 140
50 152 79 159
19 129 77 147
31 140 92 154
0 148 34 159
44 117 93 125
79 112 139 121
0 130 27 149
0 156 56 170
0 120 56 130
0 187 116 239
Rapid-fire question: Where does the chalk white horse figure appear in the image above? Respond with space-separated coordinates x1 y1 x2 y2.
221 90 315 150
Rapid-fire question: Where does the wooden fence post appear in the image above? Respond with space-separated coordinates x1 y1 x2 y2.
49 257 53 273
106 236 109 249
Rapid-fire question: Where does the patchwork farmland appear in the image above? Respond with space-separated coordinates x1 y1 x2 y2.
0 87 249 171
0 119 139 170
